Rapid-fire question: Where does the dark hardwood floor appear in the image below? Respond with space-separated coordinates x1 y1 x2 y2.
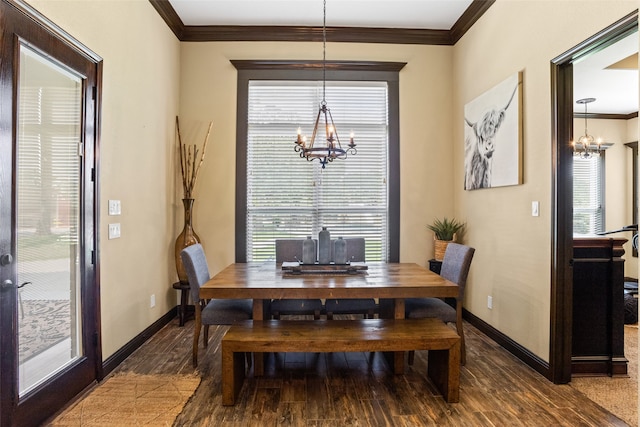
108 317 627 426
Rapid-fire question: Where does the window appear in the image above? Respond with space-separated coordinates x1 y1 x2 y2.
247 80 388 261
233 61 404 263
573 152 605 235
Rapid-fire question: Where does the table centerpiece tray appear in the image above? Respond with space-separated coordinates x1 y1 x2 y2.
281 261 368 275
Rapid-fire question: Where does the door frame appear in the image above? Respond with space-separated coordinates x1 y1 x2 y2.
550 10 638 384
0 0 102 425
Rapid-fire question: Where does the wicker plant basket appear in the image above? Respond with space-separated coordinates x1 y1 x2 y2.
433 234 456 261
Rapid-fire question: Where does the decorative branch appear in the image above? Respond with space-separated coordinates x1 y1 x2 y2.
176 116 212 199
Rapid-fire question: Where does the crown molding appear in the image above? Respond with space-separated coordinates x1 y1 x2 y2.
230 60 407 72
150 0 494 45
450 0 495 44
182 25 453 44
149 0 184 39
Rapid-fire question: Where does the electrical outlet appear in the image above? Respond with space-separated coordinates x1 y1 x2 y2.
108 223 121 239
150 294 156 308
487 295 493 310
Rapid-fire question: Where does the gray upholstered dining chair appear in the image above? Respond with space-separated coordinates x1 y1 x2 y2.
270 239 324 319
324 238 378 319
405 242 475 365
181 244 253 367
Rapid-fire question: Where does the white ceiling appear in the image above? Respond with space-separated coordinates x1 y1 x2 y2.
573 32 638 115
167 0 638 115
168 0 474 29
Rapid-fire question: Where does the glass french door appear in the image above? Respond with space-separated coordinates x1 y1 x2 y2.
0 1 101 425
16 44 84 396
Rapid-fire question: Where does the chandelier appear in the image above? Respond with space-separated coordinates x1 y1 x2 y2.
294 0 356 169
573 97 602 159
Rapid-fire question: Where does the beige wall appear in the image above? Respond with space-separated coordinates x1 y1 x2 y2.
26 0 181 358
178 42 455 275
628 117 639 140
21 0 638 365
453 0 638 361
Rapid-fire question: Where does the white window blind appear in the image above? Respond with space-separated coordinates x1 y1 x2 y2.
246 80 389 262
573 153 604 235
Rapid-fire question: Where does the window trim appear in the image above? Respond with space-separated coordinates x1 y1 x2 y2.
625 141 638 257
233 60 405 262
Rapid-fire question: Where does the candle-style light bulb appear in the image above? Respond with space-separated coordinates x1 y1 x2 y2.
297 127 302 144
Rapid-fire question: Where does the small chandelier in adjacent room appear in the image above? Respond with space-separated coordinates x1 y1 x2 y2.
573 97 602 159
294 0 356 169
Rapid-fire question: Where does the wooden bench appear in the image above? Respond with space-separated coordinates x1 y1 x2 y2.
221 318 460 405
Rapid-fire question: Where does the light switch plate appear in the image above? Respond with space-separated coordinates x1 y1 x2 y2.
108 200 121 215
108 223 121 239
531 201 539 217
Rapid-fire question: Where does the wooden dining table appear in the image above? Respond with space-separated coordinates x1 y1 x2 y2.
200 262 460 374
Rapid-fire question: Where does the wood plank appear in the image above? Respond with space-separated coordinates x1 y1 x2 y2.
200 262 459 300
223 319 459 353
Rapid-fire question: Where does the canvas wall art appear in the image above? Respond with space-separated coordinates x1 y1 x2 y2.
464 72 522 190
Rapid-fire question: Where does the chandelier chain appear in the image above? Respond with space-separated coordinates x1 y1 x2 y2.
583 101 588 136
322 0 326 104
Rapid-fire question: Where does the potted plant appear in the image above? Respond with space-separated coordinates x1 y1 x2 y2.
427 217 465 261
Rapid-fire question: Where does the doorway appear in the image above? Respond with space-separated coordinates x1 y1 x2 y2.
550 11 638 384
0 1 102 425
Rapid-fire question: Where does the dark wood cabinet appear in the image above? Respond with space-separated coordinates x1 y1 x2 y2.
572 237 628 376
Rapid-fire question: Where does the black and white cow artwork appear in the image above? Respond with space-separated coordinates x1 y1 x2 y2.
464 83 518 190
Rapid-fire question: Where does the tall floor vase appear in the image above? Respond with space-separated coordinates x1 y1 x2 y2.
174 198 200 284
